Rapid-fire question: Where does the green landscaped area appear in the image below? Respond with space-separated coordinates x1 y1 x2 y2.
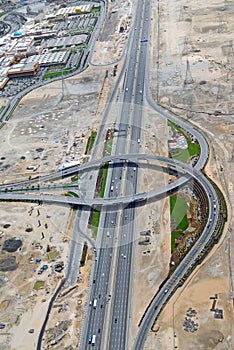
91 210 101 238
48 251 60 261
168 120 200 163
170 195 189 230
170 195 189 252
71 174 81 182
86 131 97 155
92 7 100 13
99 163 109 198
33 281 45 290
65 191 79 197
43 68 74 79
171 231 181 252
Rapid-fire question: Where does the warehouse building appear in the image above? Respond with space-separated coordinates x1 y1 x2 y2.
24 50 70 66
0 73 9 89
7 61 39 78
55 4 93 17
43 34 88 49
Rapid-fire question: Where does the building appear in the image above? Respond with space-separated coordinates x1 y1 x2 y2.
55 5 93 17
12 30 23 38
25 50 70 66
0 75 9 89
7 61 39 78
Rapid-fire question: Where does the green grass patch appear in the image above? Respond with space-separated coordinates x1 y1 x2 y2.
170 195 189 230
43 67 74 79
48 251 60 261
65 191 79 197
86 131 97 155
99 163 109 198
71 174 81 182
33 281 45 290
171 230 181 252
47 64 66 72
168 120 200 163
92 7 100 13
91 210 101 238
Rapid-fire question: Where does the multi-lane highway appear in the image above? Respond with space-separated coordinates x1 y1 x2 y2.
81 0 145 348
80 0 152 349
0 0 224 349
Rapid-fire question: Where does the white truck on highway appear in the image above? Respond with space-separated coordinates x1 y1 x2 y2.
93 299 97 309
91 334 96 346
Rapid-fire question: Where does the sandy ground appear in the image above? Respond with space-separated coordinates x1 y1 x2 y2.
144 0 234 349
92 0 133 65
129 103 171 347
0 62 116 349
0 202 71 350
0 64 116 185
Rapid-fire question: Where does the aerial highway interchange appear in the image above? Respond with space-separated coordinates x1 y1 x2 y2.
0 0 226 349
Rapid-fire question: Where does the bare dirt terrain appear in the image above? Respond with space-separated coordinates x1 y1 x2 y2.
129 105 171 346
92 0 133 65
0 66 108 184
144 0 234 349
0 63 114 349
0 202 71 350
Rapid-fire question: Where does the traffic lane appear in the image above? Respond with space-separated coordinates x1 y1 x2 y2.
109 238 134 349
108 168 139 348
98 11 146 342
87 207 117 343
86 159 129 344
92 41 140 345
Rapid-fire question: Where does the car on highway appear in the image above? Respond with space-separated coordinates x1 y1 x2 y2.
125 88 129 91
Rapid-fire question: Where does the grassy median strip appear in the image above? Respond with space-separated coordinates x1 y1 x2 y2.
86 131 97 155
89 130 114 238
99 163 109 198
91 209 101 239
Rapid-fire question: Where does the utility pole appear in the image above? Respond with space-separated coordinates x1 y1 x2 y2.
182 37 189 56
184 59 194 86
216 83 223 100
